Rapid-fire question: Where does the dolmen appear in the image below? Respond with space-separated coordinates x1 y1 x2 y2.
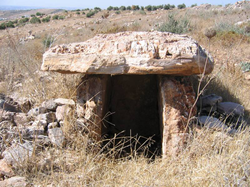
42 31 214 157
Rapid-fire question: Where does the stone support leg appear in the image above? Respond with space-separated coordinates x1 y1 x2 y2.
158 76 196 157
77 75 110 141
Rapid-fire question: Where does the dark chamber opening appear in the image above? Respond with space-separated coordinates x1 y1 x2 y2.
103 75 161 157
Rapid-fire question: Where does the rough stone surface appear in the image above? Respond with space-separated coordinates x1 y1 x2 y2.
13 113 30 126
158 76 197 156
3 142 34 166
28 107 47 117
77 75 110 140
0 159 14 178
198 116 228 130
56 105 72 122
42 31 214 76
218 102 244 116
0 176 27 187
41 99 58 111
36 113 56 124
48 128 65 147
54 98 75 106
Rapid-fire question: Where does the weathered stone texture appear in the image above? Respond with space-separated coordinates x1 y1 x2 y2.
42 31 214 75
158 76 196 156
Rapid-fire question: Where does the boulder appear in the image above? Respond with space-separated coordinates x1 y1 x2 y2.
3 142 34 166
218 102 244 116
0 100 20 113
56 105 72 122
42 31 214 76
48 128 65 147
36 113 56 124
41 99 58 111
54 98 75 106
197 94 222 107
28 107 47 117
0 176 27 187
198 116 228 131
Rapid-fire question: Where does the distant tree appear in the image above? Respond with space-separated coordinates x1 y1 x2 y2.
36 12 42 16
86 11 95 18
0 23 6 30
59 15 65 20
30 17 41 24
52 15 59 20
107 6 113 11
120 6 126 11
170 5 175 9
127 6 132 10
191 4 197 7
76 11 80 15
31 14 36 17
178 3 186 9
113 7 119 10
19 17 29 24
164 4 170 10
42 16 51 23
94 7 101 11
141 6 144 10
145 5 152 11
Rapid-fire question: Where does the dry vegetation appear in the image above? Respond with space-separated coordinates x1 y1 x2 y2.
0 3 250 186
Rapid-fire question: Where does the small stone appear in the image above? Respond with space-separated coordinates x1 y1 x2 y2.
13 113 30 126
48 128 65 147
56 105 72 122
0 159 14 178
218 102 244 116
48 122 59 129
0 100 20 113
41 99 58 111
28 107 47 117
198 116 228 131
204 28 217 39
36 113 56 124
0 176 27 187
54 98 75 106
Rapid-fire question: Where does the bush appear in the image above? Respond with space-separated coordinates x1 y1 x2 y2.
42 16 51 23
76 12 80 15
94 7 101 11
43 36 54 48
115 11 121 14
31 14 36 17
58 15 65 20
86 11 95 18
191 4 197 7
164 4 171 10
30 17 41 24
36 12 42 16
6 21 15 28
120 6 126 11
127 6 132 10
145 5 152 11
82 12 85 15
107 6 113 11
19 17 29 24
240 62 250 72
13 19 18 24
178 3 186 9
141 6 144 10
158 14 190 34
52 15 59 20
132 5 140 10
113 7 119 10
0 23 6 30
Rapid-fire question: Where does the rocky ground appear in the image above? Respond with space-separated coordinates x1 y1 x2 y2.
0 1 250 186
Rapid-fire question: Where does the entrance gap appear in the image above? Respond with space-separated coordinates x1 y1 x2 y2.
102 75 161 157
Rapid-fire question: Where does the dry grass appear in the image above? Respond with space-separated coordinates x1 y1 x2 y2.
0 6 250 186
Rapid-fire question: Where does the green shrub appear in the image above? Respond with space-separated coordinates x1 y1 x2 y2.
191 4 197 7
43 36 54 48
6 21 15 28
52 15 59 20
13 19 18 24
19 17 29 24
82 12 85 14
30 17 41 24
132 5 140 10
240 62 250 72
0 23 6 30
141 6 144 10
115 11 121 14
76 9 81 11
107 6 113 11
36 12 42 16
42 16 51 23
120 6 126 11
113 7 119 10
139 10 146 15
31 14 36 17
76 11 80 15
158 14 190 34
86 11 95 18
145 5 152 11
178 3 186 9
215 22 246 35
59 15 65 20
127 6 131 10
164 4 171 10
94 7 101 11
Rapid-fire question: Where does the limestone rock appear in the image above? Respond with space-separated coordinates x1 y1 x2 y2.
41 99 58 111
0 176 27 187
3 142 34 166
56 105 72 122
13 113 30 126
28 107 47 117
36 113 56 124
198 116 228 131
48 128 65 147
42 31 214 76
54 98 75 106
0 159 14 178
218 102 244 116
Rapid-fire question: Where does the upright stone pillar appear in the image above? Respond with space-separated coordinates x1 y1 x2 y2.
77 75 110 141
158 76 197 157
